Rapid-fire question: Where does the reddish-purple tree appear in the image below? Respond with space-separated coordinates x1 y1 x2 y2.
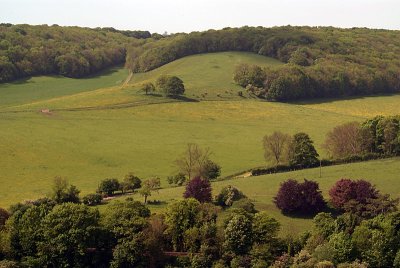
300 179 326 213
328 179 355 209
183 177 212 203
274 179 303 214
274 179 325 214
329 179 378 210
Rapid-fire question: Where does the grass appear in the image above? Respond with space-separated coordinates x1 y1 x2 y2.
0 51 399 235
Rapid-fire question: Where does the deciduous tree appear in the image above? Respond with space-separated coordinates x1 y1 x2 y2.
263 131 291 166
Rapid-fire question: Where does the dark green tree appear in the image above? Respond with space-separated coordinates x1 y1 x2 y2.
288 132 319 168
98 178 120 196
50 176 80 204
156 75 185 96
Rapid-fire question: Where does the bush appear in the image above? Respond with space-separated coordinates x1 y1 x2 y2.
215 185 246 207
156 75 185 96
274 179 325 215
329 179 378 210
167 173 187 186
97 178 120 196
200 160 221 180
329 178 398 218
82 193 103 206
183 177 212 203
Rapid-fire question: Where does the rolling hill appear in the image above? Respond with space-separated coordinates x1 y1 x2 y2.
0 51 399 214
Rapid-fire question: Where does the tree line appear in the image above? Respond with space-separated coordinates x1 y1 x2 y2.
257 115 400 176
124 26 400 101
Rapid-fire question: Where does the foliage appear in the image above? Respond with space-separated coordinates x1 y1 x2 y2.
274 179 325 215
230 198 257 214
102 200 150 267
0 208 9 227
141 82 155 95
156 75 185 96
223 213 253 255
164 198 201 251
215 185 246 207
328 178 396 218
289 132 319 168
98 178 120 196
40 203 108 267
122 26 400 101
50 176 80 204
352 212 400 267
233 64 266 88
121 172 142 193
139 177 160 203
82 193 103 206
252 211 280 245
0 24 132 82
167 173 187 186
199 160 221 180
324 122 363 158
183 177 212 203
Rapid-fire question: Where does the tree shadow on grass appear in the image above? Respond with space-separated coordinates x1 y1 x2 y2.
291 93 400 105
168 95 199 102
282 206 340 219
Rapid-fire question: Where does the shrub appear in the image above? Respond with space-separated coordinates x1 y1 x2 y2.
199 160 221 180
183 177 212 203
274 179 325 215
98 178 120 196
329 179 378 210
215 185 246 207
156 75 185 96
167 173 187 186
82 193 103 206
329 178 398 219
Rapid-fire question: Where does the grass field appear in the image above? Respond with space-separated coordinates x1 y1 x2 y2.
0 52 399 219
0 67 128 110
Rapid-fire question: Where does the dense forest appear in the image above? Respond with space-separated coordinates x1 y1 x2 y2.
0 24 158 82
126 26 400 101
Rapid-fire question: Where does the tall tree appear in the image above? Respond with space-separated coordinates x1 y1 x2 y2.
175 143 211 179
324 122 363 158
288 132 319 168
51 176 80 204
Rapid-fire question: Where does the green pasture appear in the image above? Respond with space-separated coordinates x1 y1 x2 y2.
0 67 128 110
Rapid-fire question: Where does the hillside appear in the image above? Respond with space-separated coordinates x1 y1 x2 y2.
127 26 400 101
0 52 400 209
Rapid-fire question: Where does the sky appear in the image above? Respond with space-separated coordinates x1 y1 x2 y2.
1 0 399 33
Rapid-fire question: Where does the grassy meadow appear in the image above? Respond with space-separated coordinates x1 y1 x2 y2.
0 51 399 231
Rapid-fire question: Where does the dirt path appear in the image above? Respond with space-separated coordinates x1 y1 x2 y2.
121 71 133 87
